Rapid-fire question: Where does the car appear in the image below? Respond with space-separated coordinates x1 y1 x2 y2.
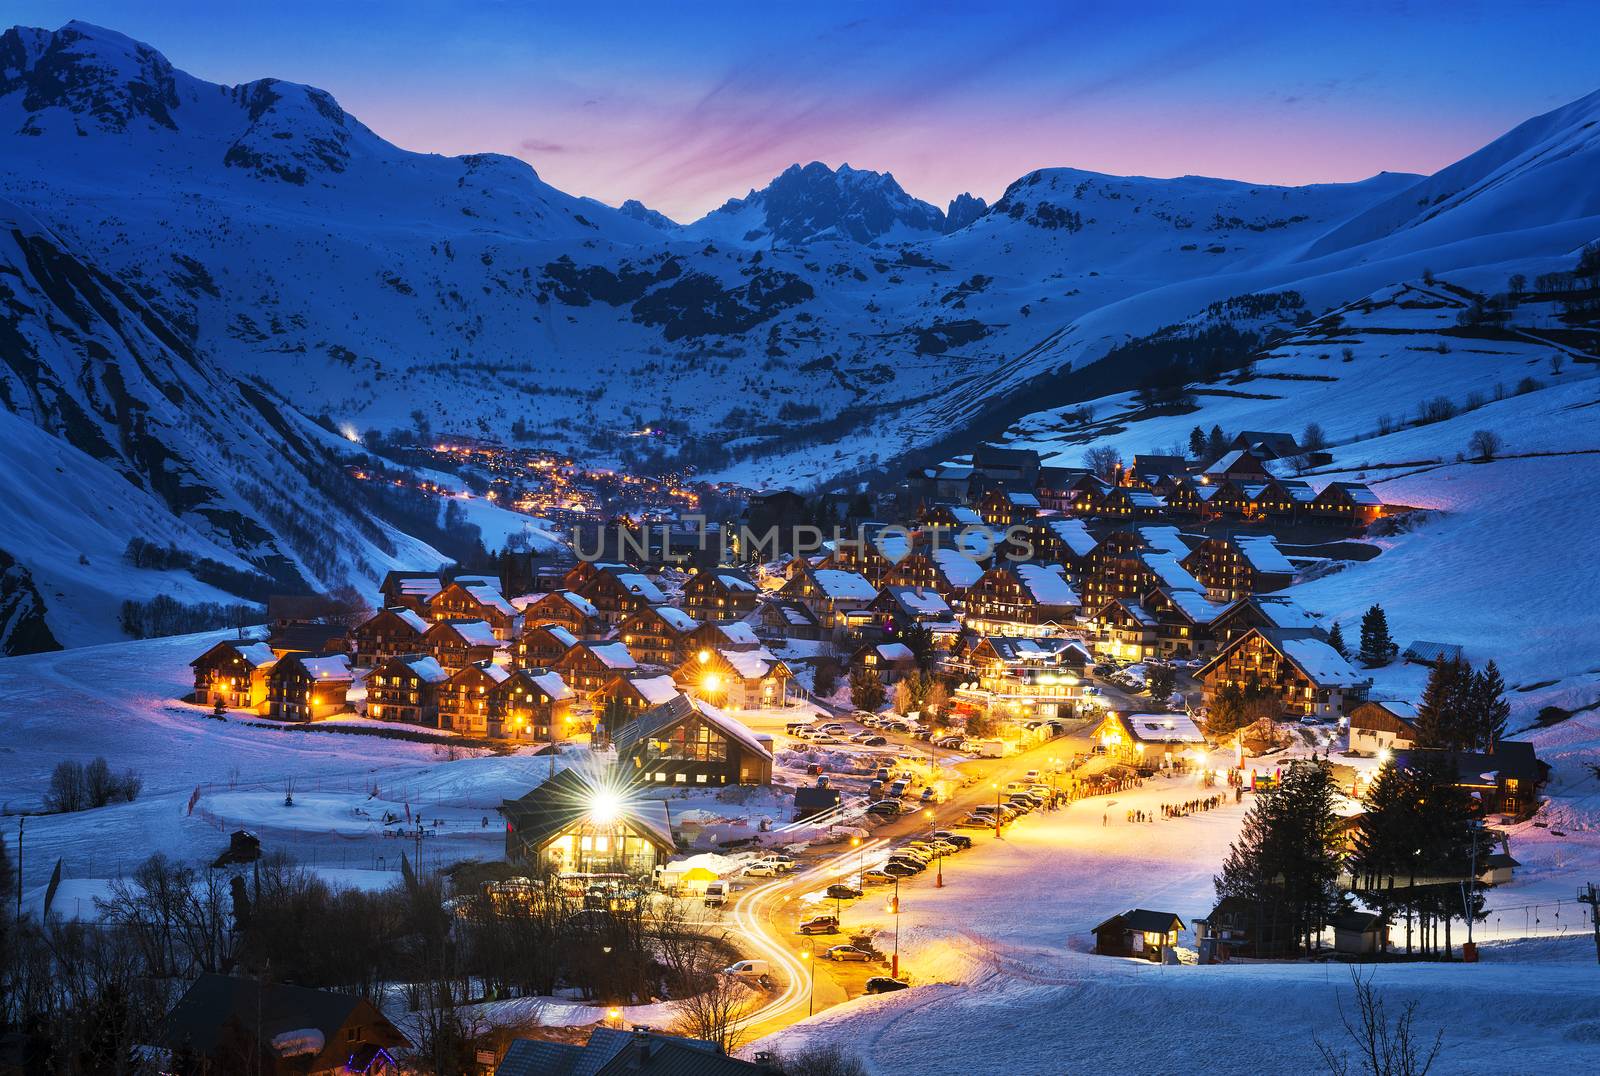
798 915 839 935
852 710 877 722
822 723 847 734
913 730 934 742
811 736 843 745
933 831 972 849
865 977 910 994
896 846 931 861
930 840 959 856
827 944 874 962
1023 770 1040 781
882 861 919 877
935 736 964 749
851 732 876 744
1300 715 1322 726
786 722 814 736
954 815 988 828
745 863 785 877
866 800 903 818
723 959 770 979
860 735 888 746
919 787 937 803
861 869 895 885
825 883 863 900
1029 785 1052 798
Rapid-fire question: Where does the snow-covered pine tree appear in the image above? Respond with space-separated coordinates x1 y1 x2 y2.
1327 621 1348 658
1358 604 1397 666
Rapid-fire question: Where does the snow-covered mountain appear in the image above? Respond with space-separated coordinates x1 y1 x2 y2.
2 19 1599 650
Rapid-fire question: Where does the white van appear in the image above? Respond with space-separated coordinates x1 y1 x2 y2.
703 881 728 907
723 959 769 980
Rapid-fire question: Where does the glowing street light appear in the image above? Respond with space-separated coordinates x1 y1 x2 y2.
800 948 816 1016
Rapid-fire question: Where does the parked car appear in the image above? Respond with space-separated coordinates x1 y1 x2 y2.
825 883 863 900
703 882 728 907
860 735 888 746
954 815 988 828
852 710 877 722
919 787 937 804
724 959 769 979
862 869 895 885
933 831 972 849
883 861 919 877
827 945 874 962
798 915 839 935
745 863 786 877
866 800 903 818
865 977 910 994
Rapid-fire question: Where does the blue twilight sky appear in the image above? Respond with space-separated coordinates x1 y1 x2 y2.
8 1 1598 219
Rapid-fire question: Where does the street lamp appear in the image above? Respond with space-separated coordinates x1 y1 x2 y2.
991 781 1003 839
924 808 943 888
851 835 863 890
889 876 901 978
801 948 816 1016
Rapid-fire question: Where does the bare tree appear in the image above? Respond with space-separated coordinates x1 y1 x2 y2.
1549 354 1565 376
1315 968 1443 1076
1300 423 1328 452
670 957 757 1054
1467 430 1503 462
776 1042 869 1076
1083 446 1121 482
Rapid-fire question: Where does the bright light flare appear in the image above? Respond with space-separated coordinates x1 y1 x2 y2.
589 788 622 826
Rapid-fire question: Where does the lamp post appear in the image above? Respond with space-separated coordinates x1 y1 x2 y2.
890 875 901 979
924 808 943 888
992 781 1003 839
801 948 816 1016
851 835 863 891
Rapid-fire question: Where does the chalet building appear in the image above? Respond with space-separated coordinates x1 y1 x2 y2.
1181 535 1295 603
751 598 823 642
1092 712 1207 767
560 560 626 594
503 768 675 876
918 503 984 530
673 646 794 711
265 619 347 659
1080 483 1166 520
1195 896 1296 960
427 581 516 640
1227 430 1301 460
516 621 580 669
963 562 1080 636
950 636 1092 720
681 566 762 622
366 654 449 727
818 535 900 588
1035 465 1093 512
515 590 599 638
1201 478 1256 519
1052 471 1113 515
978 488 1041 528
191 640 278 710
971 445 1042 493
1158 477 1207 518
685 619 764 656
1093 909 1184 962
350 607 430 668
423 619 499 673
869 584 956 632
616 693 775 786
1389 744 1548 820
578 567 668 629
1079 528 1201 612
1210 594 1324 647
1142 586 1225 659
264 653 352 722
1247 477 1301 522
617 605 699 666
883 547 985 601
160 973 408 1076
378 570 444 612
593 673 682 727
492 668 575 741
1202 447 1272 485
499 1028 770 1076
1347 700 1420 756
1031 517 1099 571
849 641 918 686
439 661 512 736
1312 481 1386 526
556 640 638 694
780 564 879 633
1090 598 1158 662
904 463 975 507
736 489 811 557
1128 455 1189 488
1403 640 1466 668
1199 628 1369 720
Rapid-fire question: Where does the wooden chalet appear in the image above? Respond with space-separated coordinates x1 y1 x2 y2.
1227 430 1301 460
617 605 699 666
491 668 575 741
1078 527 1199 612
1209 593 1324 646
1092 712 1206 767
1030 517 1099 572
1093 909 1184 962
560 560 626 593
264 653 352 722
1089 598 1159 662
1158 476 1207 518
971 445 1041 491
1347 700 1420 755
515 622 580 668
963 562 1079 636
682 566 762 622
779 563 879 633
439 661 512 736
1199 627 1369 720
951 636 1092 719
1311 481 1385 526
593 672 682 727
615 693 775 786
818 536 899 588
160 973 407 1076
1081 483 1166 520
869 584 956 631
1201 478 1256 518
515 590 599 638
502 769 676 876
1035 465 1092 512
978 488 1041 528
1142 586 1225 659
366 654 449 727
264 620 347 659
190 640 278 711
378 570 443 612
556 640 639 694
673 646 794 711
1389 743 1548 819
1180 534 1295 603
918 502 984 530
882 546 985 601
1202 448 1272 485
423 619 499 673
751 598 823 642
1247 477 1300 522
685 619 764 655
427 581 516 640
1128 454 1189 489
578 567 668 629
350 607 431 668
1195 895 1296 960
849 641 918 686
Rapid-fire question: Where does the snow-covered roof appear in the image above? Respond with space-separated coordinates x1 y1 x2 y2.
1007 491 1041 507
649 605 699 632
390 608 430 634
1042 518 1098 557
875 643 915 663
945 505 983 525
690 697 772 759
1159 588 1224 624
453 574 501 591
931 547 985 588
1253 595 1320 633
1105 599 1156 626
983 636 1093 664
614 572 667 604
1128 490 1166 509
523 670 574 701
298 654 352 680
1235 535 1295 574
1142 552 1203 592
1137 526 1187 557
884 585 952 617
719 646 786 680
440 620 499 648
1281 637 1367 687
627 674 681 705
398 577 443 597
812 568 878 600
715 571 759 592
530 623 579 649
1120 713 1205 744
396 655 450 683
232 641 278 667
466 584 515 617
1016 563 1079 607
588 642 637 670
1204 449 1249 475
707 621 761 647
459 661 511 685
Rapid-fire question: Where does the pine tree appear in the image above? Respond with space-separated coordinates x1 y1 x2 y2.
1348 761 1418 951
1188 426 1207 459
849 665 886 712
212 695 227 721
1413 656 1472 750
1358 604 1397 667
1470 660 1510 752
1327 621 1348 658
896 622 936 673
1206 425 1228 461
1146 663 1177 702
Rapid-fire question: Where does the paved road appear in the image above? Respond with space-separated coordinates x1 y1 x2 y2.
728 722 1098 1039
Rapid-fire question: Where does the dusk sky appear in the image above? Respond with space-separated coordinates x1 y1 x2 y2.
13 1 1600 220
